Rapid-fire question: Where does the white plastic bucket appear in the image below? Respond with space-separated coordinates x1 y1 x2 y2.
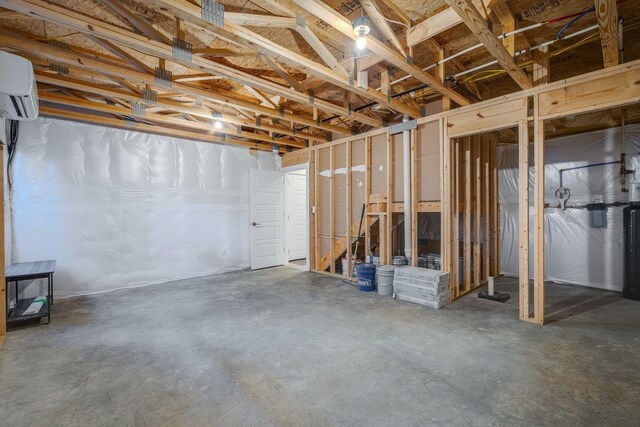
376 265 395 296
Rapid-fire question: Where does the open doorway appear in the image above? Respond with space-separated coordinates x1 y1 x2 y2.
284 167 308 270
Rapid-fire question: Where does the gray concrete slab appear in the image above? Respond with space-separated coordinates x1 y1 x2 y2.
1 267 639 426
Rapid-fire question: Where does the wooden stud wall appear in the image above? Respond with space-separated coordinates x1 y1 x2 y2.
282 59 640 324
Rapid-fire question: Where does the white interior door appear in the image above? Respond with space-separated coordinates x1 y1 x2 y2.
250 169 284 270
286 170 307 262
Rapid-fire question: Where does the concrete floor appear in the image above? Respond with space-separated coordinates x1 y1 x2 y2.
1 267 639 426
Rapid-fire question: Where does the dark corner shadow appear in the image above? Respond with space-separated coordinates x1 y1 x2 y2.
544 290 620 325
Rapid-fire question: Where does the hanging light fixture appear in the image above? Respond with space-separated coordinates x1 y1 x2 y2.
213 112 222 129
352 15 370 50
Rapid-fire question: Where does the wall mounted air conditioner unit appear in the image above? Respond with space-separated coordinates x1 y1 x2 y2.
0 51 39 121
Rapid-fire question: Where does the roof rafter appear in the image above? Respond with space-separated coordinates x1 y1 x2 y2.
0 30 348 136
0 0 381 129
445 0 533 90
145 0 419 118
290 0 471 106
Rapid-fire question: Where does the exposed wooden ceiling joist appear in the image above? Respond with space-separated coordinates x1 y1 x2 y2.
39 106 279 152
445 0 533 90
0 0 382 129
144 0 419 118
291 0 471 106
0 30 345 137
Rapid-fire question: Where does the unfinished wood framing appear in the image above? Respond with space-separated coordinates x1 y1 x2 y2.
283 59 640 323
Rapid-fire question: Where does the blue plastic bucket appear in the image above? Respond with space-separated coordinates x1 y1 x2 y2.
356 263 376 292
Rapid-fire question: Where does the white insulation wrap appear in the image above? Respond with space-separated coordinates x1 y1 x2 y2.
499 123 640 292
11 117 276 298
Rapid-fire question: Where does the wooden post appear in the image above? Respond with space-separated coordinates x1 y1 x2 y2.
365 137 371 260
329 145 335 274
483 137 491 280
464 137 472 291
386 132 393 265
346 140 352 277
314 149 320 271
452 137 460 296
441 120 453 296
411 129 418 266
533 96 545 324
473 135 481 286
518 119 530 321
491 139 500 277
309 149 316 271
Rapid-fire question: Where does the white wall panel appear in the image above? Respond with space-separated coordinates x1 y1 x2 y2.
11 117 276 298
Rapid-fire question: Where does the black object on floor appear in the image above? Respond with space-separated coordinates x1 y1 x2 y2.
478 290 511 303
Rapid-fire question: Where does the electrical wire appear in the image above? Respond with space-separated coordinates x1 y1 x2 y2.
556 5 595 39
7 119 19 190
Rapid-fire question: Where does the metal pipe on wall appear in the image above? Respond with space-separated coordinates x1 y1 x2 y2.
402 115 412 262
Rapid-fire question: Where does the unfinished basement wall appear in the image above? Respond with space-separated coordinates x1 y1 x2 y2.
310 118 445 274
10 117 277 298
499 123 640 291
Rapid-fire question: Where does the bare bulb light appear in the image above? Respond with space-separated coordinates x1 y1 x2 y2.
352 15 370 51
213 112 223 130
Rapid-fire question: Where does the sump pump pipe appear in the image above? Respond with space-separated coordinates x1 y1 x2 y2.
402 115 412 263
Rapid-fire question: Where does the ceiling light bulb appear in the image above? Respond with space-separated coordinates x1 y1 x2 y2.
352 15 370 50
213 112 222 130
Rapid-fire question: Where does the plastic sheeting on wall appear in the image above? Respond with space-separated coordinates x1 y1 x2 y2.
11 117 277 298
499 124 640 291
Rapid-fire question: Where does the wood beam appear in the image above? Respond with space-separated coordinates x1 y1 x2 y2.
1 0 381 129
372 0 411 27
445 0 533 90
295 21 348 74
0 31 348 136
292 0 470 107
533 46 549 86
37 70 323 144
97 0 172 45
407 0 503 47
145 0 414 118
261 55 303 92
39 106 277 151
86 35 153 74
361 0 406 57
224 13 295 28
40 90 304 148
594 0 620 68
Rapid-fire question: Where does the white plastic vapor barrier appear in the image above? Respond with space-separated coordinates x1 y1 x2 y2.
11 117 277 298
499 124 640 291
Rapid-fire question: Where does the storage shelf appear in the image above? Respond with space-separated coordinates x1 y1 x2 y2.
7 297 49 324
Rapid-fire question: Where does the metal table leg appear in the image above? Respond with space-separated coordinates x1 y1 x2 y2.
48 274 52 323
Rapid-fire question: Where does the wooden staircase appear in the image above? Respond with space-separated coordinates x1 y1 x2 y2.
317 216 379 272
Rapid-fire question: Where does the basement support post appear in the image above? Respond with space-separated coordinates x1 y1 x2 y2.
403 115 412 263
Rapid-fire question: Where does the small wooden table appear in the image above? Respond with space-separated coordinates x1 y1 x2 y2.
5 260 56 325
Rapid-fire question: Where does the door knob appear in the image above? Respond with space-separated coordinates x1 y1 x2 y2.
251 222 260 226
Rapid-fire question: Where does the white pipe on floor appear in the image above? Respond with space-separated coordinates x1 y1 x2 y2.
403 115 412 263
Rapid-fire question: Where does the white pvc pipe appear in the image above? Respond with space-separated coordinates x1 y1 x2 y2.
402 115 412 262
